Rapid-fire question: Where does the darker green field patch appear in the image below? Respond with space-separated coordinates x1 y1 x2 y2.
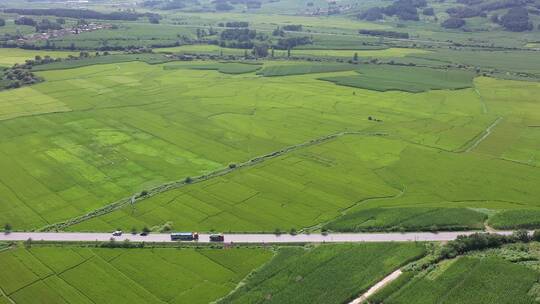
219 243 426 304
324 208 487 232
32 54 174 71
257 63 357 77
489 209 540 230
319 65 475 92
378 257 539 304
164 62 262 74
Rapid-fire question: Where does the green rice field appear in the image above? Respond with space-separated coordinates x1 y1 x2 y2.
319 65 475 92
0 245 272 304
0 48 78 66
376 255 540 304
0 58 539 232
219 243 426 304
324 207 487 232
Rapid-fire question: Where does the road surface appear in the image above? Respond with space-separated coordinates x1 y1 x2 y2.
0 231 514 244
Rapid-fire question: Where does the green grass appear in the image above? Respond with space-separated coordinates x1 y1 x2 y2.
324 208 487 232
218 243 426 304
489 210 540 230
164 62 262 74
319 65 475 92
0 245 272 304
381 256 539 304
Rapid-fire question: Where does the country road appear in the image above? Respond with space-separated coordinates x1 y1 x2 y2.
0 231 514 244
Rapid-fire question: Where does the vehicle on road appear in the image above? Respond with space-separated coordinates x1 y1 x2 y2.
171 232 199 241
140 231 149 236
210 234 224 242
112 230 122 236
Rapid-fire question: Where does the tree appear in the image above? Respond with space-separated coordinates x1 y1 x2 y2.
252 44 269 58
422 7 434 16
24 238 32 249
142 226 151 234
149 16 160 24
0 18 5 27
131 227 138 235
441 17 465 29
3 223 11 234
499 7 533 32
353 52 358 62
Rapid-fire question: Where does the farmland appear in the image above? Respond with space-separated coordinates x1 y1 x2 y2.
0 245 272 304
0 58 538 232
219 243 426 304
0 48 77 66
0 0 540 301
324 207 487 232
372 242 540 304
319 65 475 92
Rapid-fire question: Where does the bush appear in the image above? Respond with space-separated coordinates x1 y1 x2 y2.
532 230 540 241
442 17 466 29
512 229 530 243
3 223 12 234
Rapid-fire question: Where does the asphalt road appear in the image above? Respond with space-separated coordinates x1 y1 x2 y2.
0 231 514 244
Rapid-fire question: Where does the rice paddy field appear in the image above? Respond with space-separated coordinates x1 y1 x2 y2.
373 242 540 304
0 57 539 232
0 49 78 66
0 245 272 304
219 243 426 304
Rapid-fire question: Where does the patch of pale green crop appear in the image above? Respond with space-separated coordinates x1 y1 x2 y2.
0 246 272 304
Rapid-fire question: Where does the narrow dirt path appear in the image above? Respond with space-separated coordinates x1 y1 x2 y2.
465 117 502 153
349 269 403 304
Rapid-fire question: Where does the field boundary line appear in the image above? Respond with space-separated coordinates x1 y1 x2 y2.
0 286 15 304
39 131 387 232
452 116 502 153
464 117 502 152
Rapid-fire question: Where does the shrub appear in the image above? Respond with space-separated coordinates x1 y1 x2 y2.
512 229 530 243
532 230 540 242
442 17 466 29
